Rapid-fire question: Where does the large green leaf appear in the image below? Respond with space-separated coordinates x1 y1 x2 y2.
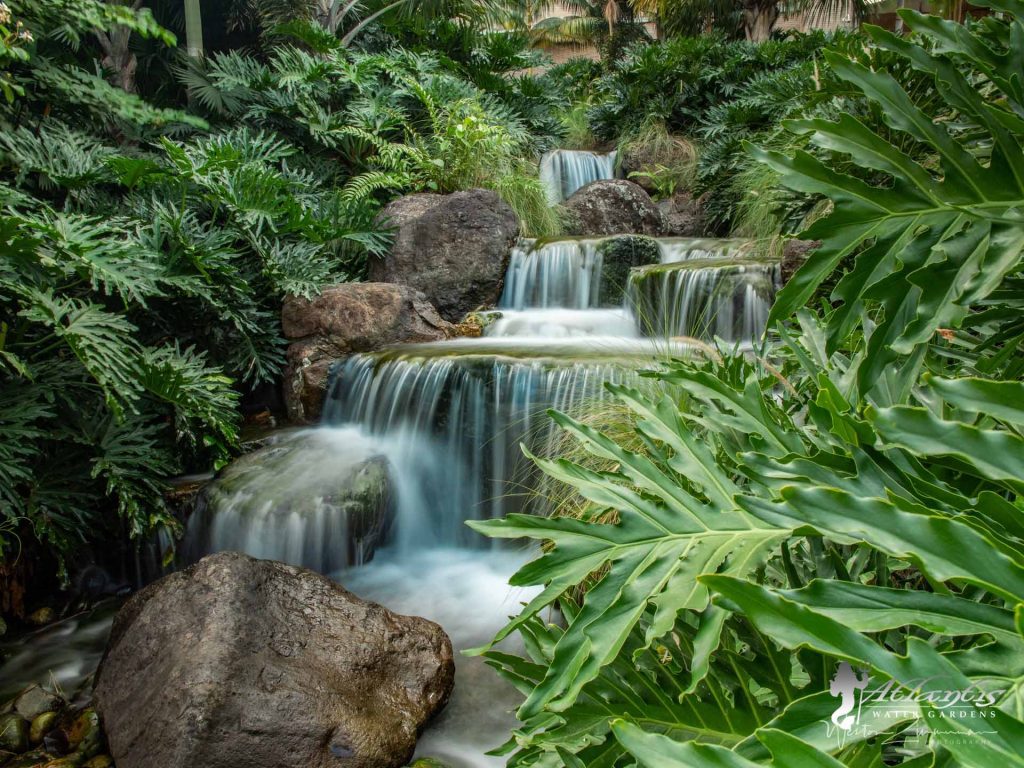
471 400 786 718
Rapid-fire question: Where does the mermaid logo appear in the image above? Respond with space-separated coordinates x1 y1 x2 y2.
829 662 871 731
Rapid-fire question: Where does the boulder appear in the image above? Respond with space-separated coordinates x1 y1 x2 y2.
369 190 520 322
596 236 661 305
561 180 664 238
94 552 454 768
282 283 452 423
658 191 707 237
781 238 821 284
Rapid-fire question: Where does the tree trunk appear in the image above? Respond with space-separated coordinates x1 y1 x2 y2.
743 0 778 41
95 2 141 94
184 0 204 58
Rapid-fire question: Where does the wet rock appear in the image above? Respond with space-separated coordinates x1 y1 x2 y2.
596 236 661 305
451 311 501 339
561 180 664 238
282 283 453 423
13 688 61 721
28 712 57 745
65 709 100 757
186 432 396 571
369 189 520 322
95 552 454 768
0 712 29 752
781 238 820 284
658 191 707 237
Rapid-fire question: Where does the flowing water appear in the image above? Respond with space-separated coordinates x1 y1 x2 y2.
8 158 784 766
539 149 618 203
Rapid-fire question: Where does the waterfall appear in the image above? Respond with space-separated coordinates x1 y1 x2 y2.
657 237 754 264
320 343 673 550
184 163 784 765
628 260 780 341
540 149 617 204
483 308 639 338
500 239 604 309
183 428 394 572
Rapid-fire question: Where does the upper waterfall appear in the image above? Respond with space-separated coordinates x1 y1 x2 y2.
540 149 618 203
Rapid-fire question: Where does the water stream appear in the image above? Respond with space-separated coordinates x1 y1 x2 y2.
539 149 618 203
6 155 783 766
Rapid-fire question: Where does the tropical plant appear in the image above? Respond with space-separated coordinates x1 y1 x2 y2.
0 1 387 583
476 2 1024 765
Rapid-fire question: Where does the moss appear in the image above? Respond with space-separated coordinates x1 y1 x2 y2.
596 235 661 305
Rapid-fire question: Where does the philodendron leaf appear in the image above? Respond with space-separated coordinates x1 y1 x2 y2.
613 721 849 768
470 400 784 720
612 720 761 768
774 580 1022 645
868 405 1024 493
925 375 1024 425
740 487 1024 603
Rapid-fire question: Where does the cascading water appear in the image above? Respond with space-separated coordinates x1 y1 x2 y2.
628 259 780 341
178 175 782 764
540 149 618 203
500 239 604 309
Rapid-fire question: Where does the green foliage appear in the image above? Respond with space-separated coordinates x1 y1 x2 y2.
0 2 394 571
479 3 1024 766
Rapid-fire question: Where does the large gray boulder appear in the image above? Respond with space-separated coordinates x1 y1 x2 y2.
282 283 452 423
94 552 454 768
369 189 520 322
561 180 665 238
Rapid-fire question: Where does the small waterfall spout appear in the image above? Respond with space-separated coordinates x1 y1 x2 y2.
540 149 617 203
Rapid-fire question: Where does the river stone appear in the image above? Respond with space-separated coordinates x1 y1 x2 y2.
0 712 28 752
658 191 707 237
12 686 61 721
369 189 520 322
561 180 665 238
282 283 452 423
94 552 454 768
596 236 661 305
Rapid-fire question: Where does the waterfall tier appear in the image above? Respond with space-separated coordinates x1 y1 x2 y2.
320 341 692 549
540 149 618 204
500 236 779 343
500 239 604 310
627 259 779 342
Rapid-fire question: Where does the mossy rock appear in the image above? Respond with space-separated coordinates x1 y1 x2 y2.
596 235 661 305
0 712 29 752
28 712 58 746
